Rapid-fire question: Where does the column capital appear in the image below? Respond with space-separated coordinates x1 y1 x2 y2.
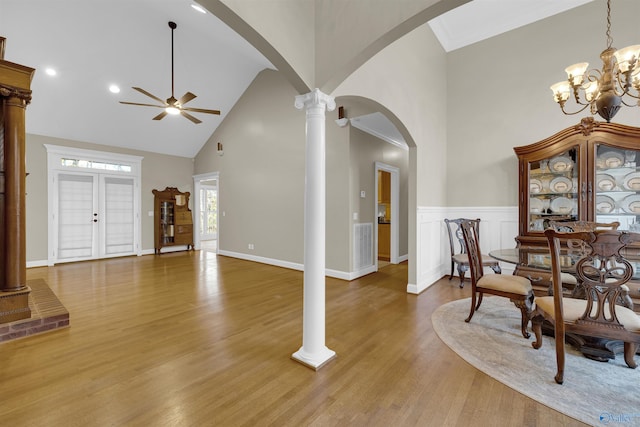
294 88 335 112
0 85 32 105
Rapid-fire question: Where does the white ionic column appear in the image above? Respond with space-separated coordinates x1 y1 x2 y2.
292 88 336 370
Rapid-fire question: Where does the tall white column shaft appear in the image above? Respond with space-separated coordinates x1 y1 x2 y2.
292 88 336 370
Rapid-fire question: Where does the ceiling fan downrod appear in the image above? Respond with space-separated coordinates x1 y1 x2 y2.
169 21 176 100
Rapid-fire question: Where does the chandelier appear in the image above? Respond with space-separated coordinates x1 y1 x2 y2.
550 0 640 122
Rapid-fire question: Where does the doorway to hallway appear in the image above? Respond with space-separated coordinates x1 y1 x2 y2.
193 172 220 252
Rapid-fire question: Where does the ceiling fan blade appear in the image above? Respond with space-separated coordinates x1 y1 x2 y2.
152 111 168 121
180 110 202 124
182 107 221 115
119 101 165 108
177 92 197 106
132 87 167 105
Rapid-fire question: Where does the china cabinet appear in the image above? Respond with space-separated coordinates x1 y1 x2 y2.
513 118 640 310
514 117 640 247
153 187 193 254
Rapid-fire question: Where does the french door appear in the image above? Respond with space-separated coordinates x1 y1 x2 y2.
55 173 136 262
46 144 142 265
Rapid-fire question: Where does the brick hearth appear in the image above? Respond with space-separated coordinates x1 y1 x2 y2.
0 278 69 343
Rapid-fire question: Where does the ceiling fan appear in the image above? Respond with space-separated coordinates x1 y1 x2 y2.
120 21 220 124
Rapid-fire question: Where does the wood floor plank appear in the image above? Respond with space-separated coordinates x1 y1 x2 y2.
0 252 587 426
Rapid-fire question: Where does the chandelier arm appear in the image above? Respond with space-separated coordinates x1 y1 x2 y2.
571 86 590 106
559 102 591 116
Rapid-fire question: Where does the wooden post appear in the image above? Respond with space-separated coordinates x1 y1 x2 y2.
0 37 34 322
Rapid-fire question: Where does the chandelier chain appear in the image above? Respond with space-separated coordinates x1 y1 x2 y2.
606 0 612 49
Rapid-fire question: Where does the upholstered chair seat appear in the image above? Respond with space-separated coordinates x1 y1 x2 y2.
534 296 640 332
477 274 532 295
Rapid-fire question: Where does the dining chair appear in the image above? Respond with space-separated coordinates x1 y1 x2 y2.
546 220 620 295
532 228 640 384
460 219 534 338
444 218 501 288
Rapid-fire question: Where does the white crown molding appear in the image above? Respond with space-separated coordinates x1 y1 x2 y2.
350 118 408 150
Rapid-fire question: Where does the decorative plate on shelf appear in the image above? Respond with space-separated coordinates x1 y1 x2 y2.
548 156 573 172
623 172 640 191
596 195 616 214
621 194 640 213
596 173 617 191
549 176 573 193
550 196 574 214
530 178 543 194
530 197 544 213
598 150 625 169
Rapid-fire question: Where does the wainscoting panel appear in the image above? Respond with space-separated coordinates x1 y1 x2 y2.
413 206 519 293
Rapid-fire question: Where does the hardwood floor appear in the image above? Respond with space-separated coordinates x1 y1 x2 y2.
0 252 586 426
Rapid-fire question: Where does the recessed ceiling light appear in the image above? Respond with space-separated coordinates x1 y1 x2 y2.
109 84 121 94
191 3 207 14
45 68 57 76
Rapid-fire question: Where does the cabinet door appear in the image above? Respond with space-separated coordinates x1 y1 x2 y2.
160 200 175 244
592 143 640 230
526 145 584 234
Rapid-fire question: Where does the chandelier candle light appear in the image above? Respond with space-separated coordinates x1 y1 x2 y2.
550 0 640 122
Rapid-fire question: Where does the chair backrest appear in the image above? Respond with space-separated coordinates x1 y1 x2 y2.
544 228 640 330
445 218 481 257
547 220 620 233
547 220 621 258
459 219 484 284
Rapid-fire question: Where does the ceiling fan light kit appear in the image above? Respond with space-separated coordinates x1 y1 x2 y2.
120 21 221 124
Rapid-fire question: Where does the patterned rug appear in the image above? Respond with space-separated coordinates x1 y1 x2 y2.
432 297 640 427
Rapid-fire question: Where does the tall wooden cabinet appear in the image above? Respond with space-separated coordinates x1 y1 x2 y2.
513 117 640 312
153 187 193 254
514 117 640 248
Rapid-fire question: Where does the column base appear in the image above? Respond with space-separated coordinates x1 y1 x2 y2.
291 346 336 371
0 286 31 323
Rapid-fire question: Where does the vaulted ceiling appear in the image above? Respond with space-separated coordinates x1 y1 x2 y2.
0 0 592 158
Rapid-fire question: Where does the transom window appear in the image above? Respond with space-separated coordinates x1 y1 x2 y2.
61 158 132 173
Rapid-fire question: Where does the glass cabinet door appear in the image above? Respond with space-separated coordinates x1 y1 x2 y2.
528 147 580 233
160 200 175 244
594 144 640 231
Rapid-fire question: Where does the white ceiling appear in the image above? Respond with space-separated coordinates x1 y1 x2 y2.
0 0 273 158
0 0 593 158
428 0 594 52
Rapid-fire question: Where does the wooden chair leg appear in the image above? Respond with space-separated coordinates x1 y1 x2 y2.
475 292 483 310
465 291 477 323
624 342 638 369
531 315 543 350
512 299 531 339
449 261 455 281
457 264 466 288
554 327 565 385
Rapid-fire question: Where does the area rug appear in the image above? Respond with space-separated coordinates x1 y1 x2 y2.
432 297 640 427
